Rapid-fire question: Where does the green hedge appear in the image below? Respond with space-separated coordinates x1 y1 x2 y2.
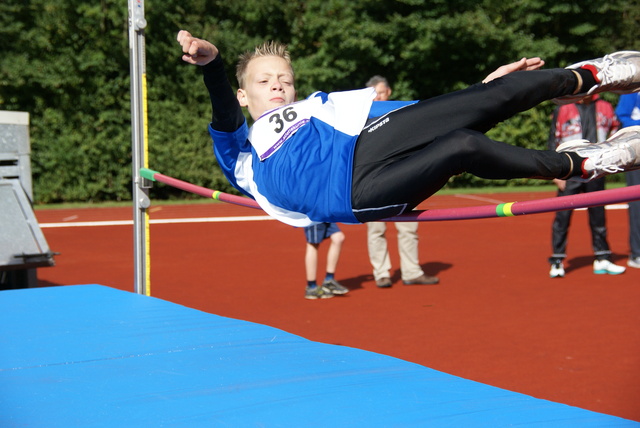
1 1 637 203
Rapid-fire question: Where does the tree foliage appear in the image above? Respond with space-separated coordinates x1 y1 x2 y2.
0 0 638 202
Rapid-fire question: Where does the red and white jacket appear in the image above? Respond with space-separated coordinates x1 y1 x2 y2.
548 96 620 149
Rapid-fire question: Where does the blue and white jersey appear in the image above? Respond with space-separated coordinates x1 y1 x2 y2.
208 87 412 226
208 88 374 226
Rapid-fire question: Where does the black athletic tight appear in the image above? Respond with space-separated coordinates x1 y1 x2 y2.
351 68 580 222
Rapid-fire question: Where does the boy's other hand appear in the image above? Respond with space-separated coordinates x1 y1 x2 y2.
483 57 545 83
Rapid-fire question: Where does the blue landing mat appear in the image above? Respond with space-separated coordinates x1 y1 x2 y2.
1 285 637 427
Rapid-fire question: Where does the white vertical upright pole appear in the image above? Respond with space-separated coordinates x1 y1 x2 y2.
128 0 151 295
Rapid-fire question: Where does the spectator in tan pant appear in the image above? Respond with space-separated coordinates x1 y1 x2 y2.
364 76 439 288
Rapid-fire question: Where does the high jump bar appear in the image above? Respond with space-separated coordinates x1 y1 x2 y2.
140 168 640 222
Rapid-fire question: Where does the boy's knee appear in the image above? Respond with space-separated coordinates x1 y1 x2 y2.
434 128 483 155
331 231 346 244
443 128 480 143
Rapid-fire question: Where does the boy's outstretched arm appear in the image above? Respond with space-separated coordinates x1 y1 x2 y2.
177 30 219 66
177 30 245 134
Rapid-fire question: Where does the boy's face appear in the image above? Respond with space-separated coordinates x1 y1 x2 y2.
237 55 296 120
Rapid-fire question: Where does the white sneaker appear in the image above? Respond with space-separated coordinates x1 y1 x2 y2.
628 256 640 268
555 51 640 105
593 259 626 275
549 262 565 278
557 126 640 181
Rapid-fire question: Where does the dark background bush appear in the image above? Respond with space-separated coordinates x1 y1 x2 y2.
1 1 638 203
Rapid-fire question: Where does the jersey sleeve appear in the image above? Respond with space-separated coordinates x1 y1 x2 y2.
208 122 252 197
368 100 417 119
202 55 245 133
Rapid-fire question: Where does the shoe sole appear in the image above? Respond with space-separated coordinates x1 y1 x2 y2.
305 292 334 299
556 139 591 153
607 51 640 94
375 279 393 288
593 270 626 275
403 280 440 285
323 284 349 295
608 125 640 140
556 126 640 151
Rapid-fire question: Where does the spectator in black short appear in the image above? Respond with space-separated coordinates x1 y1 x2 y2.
302 223 349 299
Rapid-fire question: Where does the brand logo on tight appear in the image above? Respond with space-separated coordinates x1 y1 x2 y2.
368 117 389 133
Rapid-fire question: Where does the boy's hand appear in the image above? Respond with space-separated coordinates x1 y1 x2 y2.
482 57 545 83
177 30 219 66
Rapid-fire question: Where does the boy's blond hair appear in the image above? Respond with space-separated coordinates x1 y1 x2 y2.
236 41 293 88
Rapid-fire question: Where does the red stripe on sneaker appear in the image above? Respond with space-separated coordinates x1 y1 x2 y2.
581 158 589 179
581 64 601 83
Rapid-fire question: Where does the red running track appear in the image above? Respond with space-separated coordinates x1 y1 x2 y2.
34 191 640 421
